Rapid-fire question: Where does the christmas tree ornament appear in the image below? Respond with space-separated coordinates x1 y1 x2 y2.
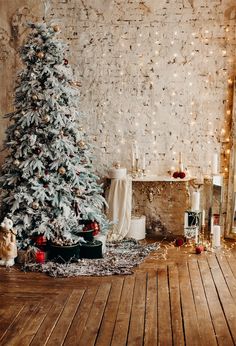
35 250 45 263
36 51 45 59
14 130 21 137
32 201 39 210
78 126 83 131
195 244 204 254
34 147 42 155
175 238 184 247
52 24 60 32
58 166 66 175
78 140 85 149
42 115 50 123
13 159 20 167
63 58 69 65
179 171 186 179
32 94 38 101
172 171 179 179
75 188 81 197
35 171 42 178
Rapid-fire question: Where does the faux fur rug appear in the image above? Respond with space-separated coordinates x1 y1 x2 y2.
23 239 160 277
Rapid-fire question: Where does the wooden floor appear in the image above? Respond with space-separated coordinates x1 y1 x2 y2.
1 240 236 345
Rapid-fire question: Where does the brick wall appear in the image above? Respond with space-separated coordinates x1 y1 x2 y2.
0 0 235 235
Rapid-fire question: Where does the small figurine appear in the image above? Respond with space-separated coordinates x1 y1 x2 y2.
0 217 17 266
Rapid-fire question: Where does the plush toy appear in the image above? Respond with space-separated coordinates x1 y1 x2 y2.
0 217 17 266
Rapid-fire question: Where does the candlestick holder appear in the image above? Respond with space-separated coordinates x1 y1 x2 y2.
141 168 146 176
131 158 143 178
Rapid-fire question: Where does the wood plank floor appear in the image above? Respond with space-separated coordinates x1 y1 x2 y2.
0 240 236 345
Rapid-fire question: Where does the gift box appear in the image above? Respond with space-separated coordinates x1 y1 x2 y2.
79 240 103 259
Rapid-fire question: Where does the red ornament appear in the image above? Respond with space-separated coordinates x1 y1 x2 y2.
36 250 45 263
175 238 184 247
35 235 47 246
34 148 42 155
82 221 100 236
45 170 49 175
195 245 204 254
43 184 49 188
64 59 68 65
173 171 179 178
91 222 100 236
178 172 186 179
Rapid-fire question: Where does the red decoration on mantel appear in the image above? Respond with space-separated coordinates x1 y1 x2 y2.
172 171 186 179
36 250 45 263
173 171 179 179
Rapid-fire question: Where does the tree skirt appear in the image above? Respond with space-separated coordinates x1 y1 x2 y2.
23 239 160 277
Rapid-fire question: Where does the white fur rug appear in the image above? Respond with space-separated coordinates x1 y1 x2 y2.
23 239 160 277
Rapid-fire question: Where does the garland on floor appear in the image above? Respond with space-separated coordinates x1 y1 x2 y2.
23 239 160 277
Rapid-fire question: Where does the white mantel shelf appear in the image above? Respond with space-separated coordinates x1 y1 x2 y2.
131 175 192 182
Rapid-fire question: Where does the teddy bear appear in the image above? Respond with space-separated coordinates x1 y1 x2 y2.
0 217 17 266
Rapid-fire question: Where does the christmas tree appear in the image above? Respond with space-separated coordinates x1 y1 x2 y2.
0 22 109 250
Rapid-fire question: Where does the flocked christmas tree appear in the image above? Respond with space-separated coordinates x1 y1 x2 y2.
0 22 109 249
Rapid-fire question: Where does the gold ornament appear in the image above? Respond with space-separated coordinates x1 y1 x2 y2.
53 25 60 32
32 201 39 210
32 94 38 101
75 188 81 197
78 127 83 131
13 159 20 167
14 130 20 137
58 167 66 175
42 115 50 123
78 140 85 149
36 51 45 59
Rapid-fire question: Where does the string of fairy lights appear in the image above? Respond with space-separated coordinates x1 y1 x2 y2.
76 13 236 179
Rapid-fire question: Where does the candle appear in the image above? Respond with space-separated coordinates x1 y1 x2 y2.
179 152 184 172
201 209 205 226
191 191 200 211
213 225 221 247
184 212 188 228
210 217 214 234
36 250 45 264
131 150 135 168
212 152 218 175
135 144 139 159
142 155 146 170
195 227 199 243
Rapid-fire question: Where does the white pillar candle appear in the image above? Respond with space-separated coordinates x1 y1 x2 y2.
142 155 146 170
213 225 221 247
184 212 188 228
201 209 205 226
195 227 199 244
191 191 200 211
179 152 184 172
210 217 214 235
135 144 139 159
131 150 135 167
212 152 218 175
